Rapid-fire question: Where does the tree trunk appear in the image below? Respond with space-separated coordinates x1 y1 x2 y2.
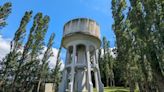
112 79 115 87
110 77 114 87
106 77 109 87
154 72 164 92
129 79 135 92
37 78 42 92
137 81 144 92
29 85 35 92
124 80 128 88
0 81 3 89
55 82 59 92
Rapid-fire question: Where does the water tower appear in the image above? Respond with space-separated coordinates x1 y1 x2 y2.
59 18 104 92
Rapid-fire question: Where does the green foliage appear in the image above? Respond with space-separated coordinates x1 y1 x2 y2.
0 2 12 29
111 0 164 91
18 12 50 92
99 37 115 87
37 33 55 92
0 11 59 92
0 11 32 91
53 45 62 92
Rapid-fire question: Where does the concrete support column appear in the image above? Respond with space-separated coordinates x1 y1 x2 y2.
86 46 93 92
65 50 70 65
69 45 76 92
94 51 104 92
93 51 99 92
58 50 70 92
58 69 68 92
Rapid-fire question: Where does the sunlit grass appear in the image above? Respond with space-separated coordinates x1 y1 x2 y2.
93 87 139 92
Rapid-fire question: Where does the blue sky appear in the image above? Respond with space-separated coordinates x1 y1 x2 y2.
0 0 115 61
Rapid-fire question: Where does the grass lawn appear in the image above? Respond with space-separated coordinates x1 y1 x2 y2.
93 87 139 92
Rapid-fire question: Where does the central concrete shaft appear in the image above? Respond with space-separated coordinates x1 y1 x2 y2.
59 18 104 92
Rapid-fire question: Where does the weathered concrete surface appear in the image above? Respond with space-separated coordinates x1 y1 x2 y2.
45 83 54 92
63 18 100 39
59 18 104 92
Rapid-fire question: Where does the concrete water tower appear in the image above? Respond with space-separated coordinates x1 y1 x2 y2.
59 18 104 92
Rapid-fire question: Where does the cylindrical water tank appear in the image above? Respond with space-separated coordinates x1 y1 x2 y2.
62 18 101 49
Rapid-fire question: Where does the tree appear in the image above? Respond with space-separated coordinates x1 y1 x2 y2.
53 45 62 92
106 42 115 87
139 0 164 91
10 11 36 92
0 11 51 92
20 13 50 92
37 33 55 92
102 37 110 87
0 2 12 29
98 37 115 87
0 11 32 92
111 0 164 91
98 48 105 84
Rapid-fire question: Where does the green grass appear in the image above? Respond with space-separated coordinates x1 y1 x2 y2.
93 87 139 92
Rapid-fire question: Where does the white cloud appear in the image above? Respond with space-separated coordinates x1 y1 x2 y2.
99 47 117 58
0 35 64 69
48 48 64 70
0 35 11 60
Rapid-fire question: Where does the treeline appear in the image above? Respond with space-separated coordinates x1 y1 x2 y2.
98 0 163 92
0 2 62 92
98 37 115 87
